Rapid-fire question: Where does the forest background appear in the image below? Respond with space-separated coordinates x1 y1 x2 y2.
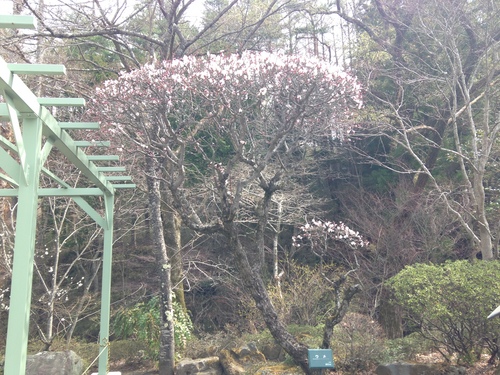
1 0 500 374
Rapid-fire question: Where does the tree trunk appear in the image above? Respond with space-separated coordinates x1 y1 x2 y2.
163 202 186 311
146 155 175 375
225 221 311 374
272 200 283 300
378 292 403 339
474 163 493 260
321 282 360 349
412 117 447 194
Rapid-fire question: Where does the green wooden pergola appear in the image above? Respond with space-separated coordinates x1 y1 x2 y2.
0 15 134 375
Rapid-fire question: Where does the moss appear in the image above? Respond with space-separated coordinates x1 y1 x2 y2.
252 362 302 375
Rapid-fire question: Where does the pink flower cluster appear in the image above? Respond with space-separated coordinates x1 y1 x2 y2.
92 51 362 141
293 218 368 249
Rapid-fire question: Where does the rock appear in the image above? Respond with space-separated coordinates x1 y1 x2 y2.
375 362 466 375
232 342 266 363
174 342 266 375
236 342 258 357
175 356 223 375
217 342 267 375
447 367 467 375
219 349 245 375
26 351 83 375
260 343 285 362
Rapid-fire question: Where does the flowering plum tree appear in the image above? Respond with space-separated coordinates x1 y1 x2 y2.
92 51 361 373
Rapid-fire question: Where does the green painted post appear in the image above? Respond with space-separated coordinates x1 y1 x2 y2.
0 27 134 374
98 194 115 375
4 117 43 375
0 15 36 29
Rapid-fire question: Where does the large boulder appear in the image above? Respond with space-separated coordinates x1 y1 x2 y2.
231 342 266 364
260 342 285 361
26 351 83 375
176 342 267 375
218 349 246 375
175 356 223 375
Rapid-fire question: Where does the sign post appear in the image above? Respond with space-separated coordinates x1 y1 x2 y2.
308 349 335 373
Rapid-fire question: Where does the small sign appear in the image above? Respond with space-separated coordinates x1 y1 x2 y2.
307 349 335 369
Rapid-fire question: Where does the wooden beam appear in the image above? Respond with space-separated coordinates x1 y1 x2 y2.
96 167 127 172
105 176 132 181
38 98 86 107
0 15 35 29
74 141 110 147
112 184 137 189
8 64 66 76
37 188 105 197
87 155 120 161
59 122 100 130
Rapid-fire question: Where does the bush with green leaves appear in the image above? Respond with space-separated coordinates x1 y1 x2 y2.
381 333 434 363
113 296 193 359
387 260 500 364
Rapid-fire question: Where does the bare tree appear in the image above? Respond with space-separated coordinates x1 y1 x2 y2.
335 0 500 259
21 0 305 68
30 170 103 350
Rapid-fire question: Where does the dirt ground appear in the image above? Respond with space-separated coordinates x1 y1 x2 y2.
412 352 498 375
112 353 500 375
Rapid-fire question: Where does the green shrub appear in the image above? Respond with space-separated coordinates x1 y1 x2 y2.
381 333 434 363
387 260 500 364
113 296 193 359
